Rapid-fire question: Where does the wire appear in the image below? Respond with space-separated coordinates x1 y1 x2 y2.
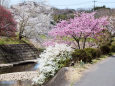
97 1 115 3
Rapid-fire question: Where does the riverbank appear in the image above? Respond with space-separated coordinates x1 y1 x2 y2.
0 59 38 68
0 71 39 81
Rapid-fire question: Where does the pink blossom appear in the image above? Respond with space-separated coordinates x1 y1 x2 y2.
47 12 109 47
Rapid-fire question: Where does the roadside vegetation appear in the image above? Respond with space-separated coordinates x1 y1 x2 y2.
0 2 115 86
32 12 115 85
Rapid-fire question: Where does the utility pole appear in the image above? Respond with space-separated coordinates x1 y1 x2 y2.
93 0 97 11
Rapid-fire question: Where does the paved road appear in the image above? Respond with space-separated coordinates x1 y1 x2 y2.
74 55 115 86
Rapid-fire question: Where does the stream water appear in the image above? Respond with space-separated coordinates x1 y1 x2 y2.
0 63 39 86
0 81 33 86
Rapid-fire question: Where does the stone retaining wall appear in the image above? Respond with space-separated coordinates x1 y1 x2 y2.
0 44 40 63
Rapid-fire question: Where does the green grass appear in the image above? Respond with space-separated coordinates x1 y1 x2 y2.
0 37 30 45
91 52 115 64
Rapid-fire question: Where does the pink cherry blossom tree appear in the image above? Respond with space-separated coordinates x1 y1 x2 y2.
48 12 109 49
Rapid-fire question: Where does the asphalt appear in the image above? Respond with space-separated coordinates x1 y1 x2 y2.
74 55 115 86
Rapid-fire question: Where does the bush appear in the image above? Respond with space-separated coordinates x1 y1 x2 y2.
95 49 102 57
32 43 73 85
84 48 97 59
72 49 85 62
72 48 102 63
100 44 111 54
110 44 115 52
72 49 91 63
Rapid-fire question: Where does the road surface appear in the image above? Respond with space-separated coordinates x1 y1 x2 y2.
74 55 115 86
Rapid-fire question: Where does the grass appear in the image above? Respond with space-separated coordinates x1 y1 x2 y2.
0 37 30 45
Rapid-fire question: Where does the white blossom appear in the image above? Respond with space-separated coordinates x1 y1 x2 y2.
10 1 53 43
32 43 73 85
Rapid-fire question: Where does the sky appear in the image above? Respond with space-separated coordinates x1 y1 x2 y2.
10 0 115 9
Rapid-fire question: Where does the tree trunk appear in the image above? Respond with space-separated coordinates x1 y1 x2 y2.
72 35 81 49
19 33 22 40
77 40 80 49
83 37 87 49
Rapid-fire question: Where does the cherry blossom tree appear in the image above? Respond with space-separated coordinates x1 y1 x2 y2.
11 7 36 40
10 1 53 42
0 5 17 37
48 12 109 49
108 16 115 36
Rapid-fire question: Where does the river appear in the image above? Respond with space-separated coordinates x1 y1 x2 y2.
0 63 39 86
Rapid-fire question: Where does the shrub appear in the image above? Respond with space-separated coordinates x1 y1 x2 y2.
32 43 73 85
72 49 93 62
110 43 115 52
72 49 87 62
85 48 102 59
84 48 97 59
72 48 102 63
100 44 111 54
95 49 102 58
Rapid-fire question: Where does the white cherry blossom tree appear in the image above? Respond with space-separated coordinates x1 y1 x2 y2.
10 1 53 44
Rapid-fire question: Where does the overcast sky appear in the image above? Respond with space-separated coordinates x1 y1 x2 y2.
10 0 115 9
